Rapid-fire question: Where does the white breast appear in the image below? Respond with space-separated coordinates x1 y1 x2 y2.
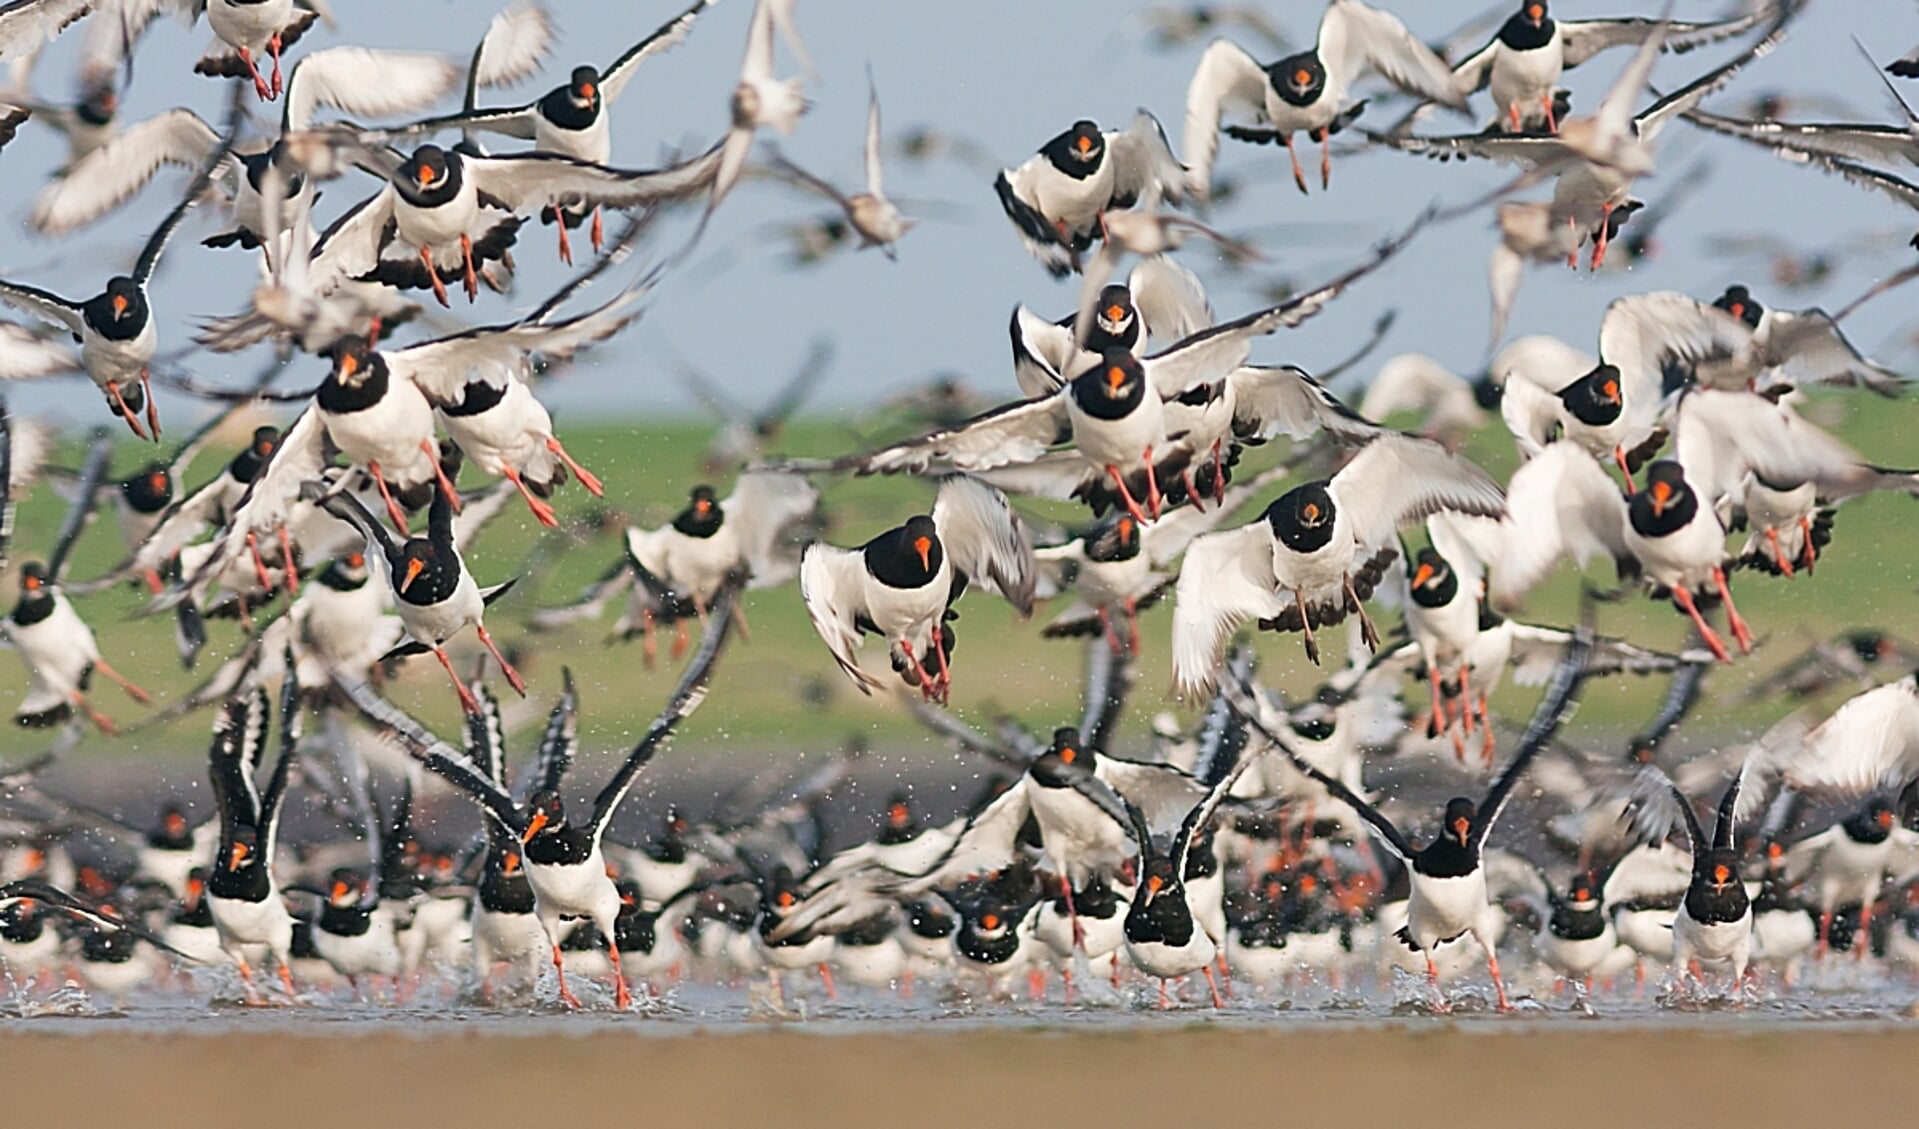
208 0 293 50
860 562 947 643
209 888 295 954
1489 34 1564 113
394 182 483 252
396 570 484 647
525 845 617 924
321 378 438 474
1626 508 1729 592
1125 925 1217 979
534 113 612 165
1067 391 1164 469
1406 869 1488 950
81 318 157 387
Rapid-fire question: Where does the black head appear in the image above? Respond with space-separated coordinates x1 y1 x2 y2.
1701 847 1741 892
1071 349 1147 420
1408 547 1459 609
393 536 451 603
76 81 118 127
864 514 943 589
1845 630 1895 664
1040 119 1105 173
1566 873 1598 905
673 485 725 537
1845 797 1897 843
318 550 370 591
1559 364 1624 427
1263 481 1337 554
1139 855 1181 906
121 462 175 513
1713 284 1764 330
1265 50 1326 108
1085 511 1144 563
149 803 193 850
1499 2 1553 48
1630 461 1698 536
328 867 368 908
329 335 385 389
224 824 261 875
84 276 148 340
568 65 602 111
398 144 457 199
184 867 209 910
227 426 282 483
766 865 805 914
522 789 568 844
1030 726 1096 787
1092 285 1137 339
1442 797 1477 848
16 560 50 597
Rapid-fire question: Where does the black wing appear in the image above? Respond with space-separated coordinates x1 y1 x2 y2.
1628 659 1708 760
133 88 240 285
1711 759 1750 853
465 677 508 789
1225 677 1415 862
332 673 525 834
46 429 111 583
601 0 716 99
588 583 738 836
0 394 14 575
1472 626 1594 848
313 486 404 568
207 691 262 838
1168 739 1261 880
258 659 302 856
1192 645 1256 788
531 667 579 797
1076 637 1134 753
0 879 195 957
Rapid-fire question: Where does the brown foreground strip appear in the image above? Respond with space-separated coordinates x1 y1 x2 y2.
4 1021 1912 1128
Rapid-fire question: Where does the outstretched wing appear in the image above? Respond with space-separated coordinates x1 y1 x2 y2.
1472 625 1593 848
932 475 1036 614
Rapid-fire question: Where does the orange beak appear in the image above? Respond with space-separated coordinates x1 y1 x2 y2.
227 842 249 872
111 294 128 318
1649 480 1673 516
777 890 796 909
889 804 910 825
1106 364 1127 393
338 352 359 379
981 912 1000 930
1413 563 1435 588
331 880 351 901
1728 302 1745 320
1059 746 1075 765
1302 502 1320 523
401 557 425 594
913 535 931 570
1452 817 1471 845
502 853 521 874
150 473 168 492
1105 304 1125 322
416 164 436 188
1879 810 1896 829
1527 3 1543 20
579 83 596 99
1146 874 1165 899
1602 379 1620 404
1294 68 1311 85
1712 864 1730 887
520 810 549 844
1118 517 1134 540
22 576 38 591
1075 135 1092 154
346 553 364 568
696 499 711 515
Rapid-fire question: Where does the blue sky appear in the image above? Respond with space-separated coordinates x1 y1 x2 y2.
0 0 1914 431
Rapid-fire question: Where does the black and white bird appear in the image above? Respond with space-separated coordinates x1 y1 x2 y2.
798 476 1036 703
1625 760 1755 986
1010 257 1212 399
1238 631 1591 1010
1784 797 1905 958
993 112 1184 277
315 481 522 716
1450 1 1783 133
0 142 216 439
205 678 301 1003
3 434 151 731
1181 0 1466 199
530 472 821 662
1171 433 1505 687
94 0 328 101
379 0 717 260
338 610 733 1010
1702 283 1909 397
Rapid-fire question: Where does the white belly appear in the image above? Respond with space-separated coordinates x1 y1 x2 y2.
1076 554 1152 609
833 937 906 987
1489 39 1563 117
321 383 437 476
535 113 612 165
1627 508 1729 593
1613 907 1676 959
1673 904 1752 964
471 905 548 973
395 185 482 252
1544 925 1621 977
208 0 292 50
526 847 619 928
82 949 156 996
1029 785 1131 882
1409 593 1481 669
1032 161 1115 235
209 891 294 957
1817 833 1895 907
81 317 156 388
314 914 405 978
1406 869 1488 950
861 565 946 643
1126 927 1216 979
1067 393 1163 469
161 922 230 966
437 380 555 475
397 574 484 647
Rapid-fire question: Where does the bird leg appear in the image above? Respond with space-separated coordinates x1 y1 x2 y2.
1063 878 1084 951
1765 527 1795 577
555 215 574 267
106 381 149 441
1425 665 1448 741
1344 575 1379 652
928 624 953 704
93 660 151 704
608 945 632 1009
366 462 411 534
423 440 463 513
1157 978 1170 1009
420 246 451 308
730 598 752 642
671 619 690 660
1211 439 1226 504
277 960 296 997
1487 948 1512 1012
1856 900 1875 960
1103 465 1152 527
71 691 118 735
1612 446 1636 495
1295 590 1319 665
1458 664 1476 738
591 207 605 252
1799 515 1817 573
141 367 160 439
550 943 582 1008
237 47 272 101
1508 101 1523 133
1142 447 1162 520
143 569 164 595
1542 90 1558 133
1317 126 1332 190
501 465 559 527
546 436 604 496
818 962 837 999
1282 133 1308 195
434 645 484 716
641 610 657 668
1180 467 1206 513
268 33 286 98
460 233 480 302
1566 216 1581 269
245 532 277 593
1711 567 1754 654
475 624 528 696
1478 697 1496 766
1670 585 1732 663
1097 606 1124 656
235 959 265 1006
1589 203 1615 271
278 525 299 597
1203 963 1225 1009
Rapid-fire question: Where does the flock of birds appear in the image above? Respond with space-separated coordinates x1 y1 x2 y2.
0 0 1913 1016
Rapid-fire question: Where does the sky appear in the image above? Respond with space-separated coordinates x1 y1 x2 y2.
0 0 1915 434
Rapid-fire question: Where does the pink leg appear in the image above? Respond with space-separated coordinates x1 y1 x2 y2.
502 466 558 527
1671 586 1732 664
1765 528 1795 577
546 436 603 496
1711 567 1754 654
551 944 582 1008
1104 465 1151 526
434 646 483 715
1612 446 1636 495
423 440 463 514
476 624 528 696
1283 134 1308 195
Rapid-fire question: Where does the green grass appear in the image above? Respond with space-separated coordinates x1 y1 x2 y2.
7 394 1915 766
